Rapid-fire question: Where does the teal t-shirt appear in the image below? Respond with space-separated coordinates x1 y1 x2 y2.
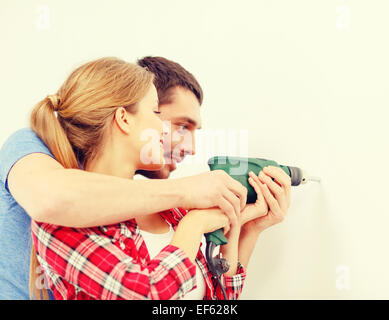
0 128 55 299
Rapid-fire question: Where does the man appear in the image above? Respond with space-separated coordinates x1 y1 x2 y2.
135 56 291 273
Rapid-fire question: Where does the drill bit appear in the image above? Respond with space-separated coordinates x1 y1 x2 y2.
301 171 321 184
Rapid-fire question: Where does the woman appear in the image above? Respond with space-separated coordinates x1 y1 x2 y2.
29 57 267 300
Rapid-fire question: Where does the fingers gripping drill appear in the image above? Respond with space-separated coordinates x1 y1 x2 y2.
204 156 321 299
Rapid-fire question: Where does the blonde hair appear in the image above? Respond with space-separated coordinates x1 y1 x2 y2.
28 57 154 299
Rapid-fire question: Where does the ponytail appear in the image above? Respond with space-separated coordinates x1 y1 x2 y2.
28 95 79 300
30 95 79 170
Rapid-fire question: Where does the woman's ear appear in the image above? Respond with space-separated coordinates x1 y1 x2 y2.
114 107 133 134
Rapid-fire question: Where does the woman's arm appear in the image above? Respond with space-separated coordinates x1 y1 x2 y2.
32 220 199 300
31 205 233 300
238 167 292 269
8 153 247 228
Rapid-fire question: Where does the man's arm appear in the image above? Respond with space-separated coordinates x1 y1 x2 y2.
237 227 261 269
237 166 291 269
7 153 247 228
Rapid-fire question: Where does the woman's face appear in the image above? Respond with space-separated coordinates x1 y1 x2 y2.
128 84 165 171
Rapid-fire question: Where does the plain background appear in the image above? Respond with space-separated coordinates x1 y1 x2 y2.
1 0 388 299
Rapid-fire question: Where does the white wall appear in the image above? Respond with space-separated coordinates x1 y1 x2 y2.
1 0 388 299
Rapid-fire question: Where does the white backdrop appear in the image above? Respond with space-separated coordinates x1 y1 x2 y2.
1 0 388 299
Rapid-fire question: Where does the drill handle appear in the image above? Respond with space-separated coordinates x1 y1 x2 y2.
205 238 230 278
204 228 228 246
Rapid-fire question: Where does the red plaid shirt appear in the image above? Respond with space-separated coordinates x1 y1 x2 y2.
31 207 246 300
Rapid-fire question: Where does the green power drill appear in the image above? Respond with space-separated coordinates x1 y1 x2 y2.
204 156 321 298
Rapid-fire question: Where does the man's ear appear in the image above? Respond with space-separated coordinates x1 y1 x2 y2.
113 107 133 134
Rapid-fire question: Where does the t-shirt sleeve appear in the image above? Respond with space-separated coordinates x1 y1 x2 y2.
0 128 55 193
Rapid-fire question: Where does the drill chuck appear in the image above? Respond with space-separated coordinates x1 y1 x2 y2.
287 165 304 186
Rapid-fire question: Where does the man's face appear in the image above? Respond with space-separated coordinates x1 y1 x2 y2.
151 86 202 179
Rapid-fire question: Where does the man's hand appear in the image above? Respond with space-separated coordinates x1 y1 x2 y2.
239 171 269 226
242 166 291 234
178 170 247 228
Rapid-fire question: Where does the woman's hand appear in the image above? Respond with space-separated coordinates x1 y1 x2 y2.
182 207 232 235
172 208 232 262
241 166 291 234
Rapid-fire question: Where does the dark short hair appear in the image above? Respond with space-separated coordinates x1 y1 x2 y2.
137 56 203 105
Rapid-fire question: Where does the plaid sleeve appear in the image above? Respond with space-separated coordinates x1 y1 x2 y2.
31 221 197 300
216 262 246 300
